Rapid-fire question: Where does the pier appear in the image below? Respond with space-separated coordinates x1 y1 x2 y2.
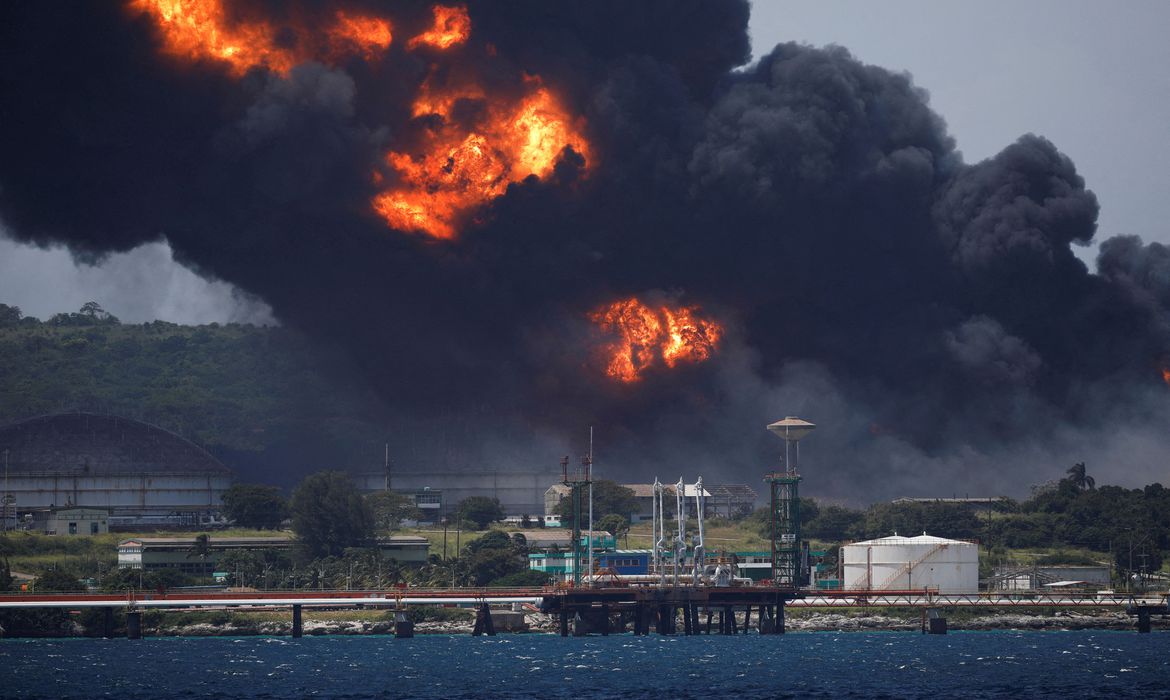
541 585 799 636
0 587 1166 638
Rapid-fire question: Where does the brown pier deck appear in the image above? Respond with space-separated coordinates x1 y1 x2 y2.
540 585 801 636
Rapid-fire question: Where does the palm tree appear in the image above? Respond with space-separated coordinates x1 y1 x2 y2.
187 533 212 575
1066 462 1095 491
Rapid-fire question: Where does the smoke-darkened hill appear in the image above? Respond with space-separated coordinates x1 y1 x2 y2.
1 2 1168 501
0 304 392 484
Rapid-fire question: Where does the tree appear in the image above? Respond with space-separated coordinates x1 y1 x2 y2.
466 547 523 585
804 505 866 542
187 533 211 570
597 514 630 546
221 483 288 529
290 471 375 560
34 568 84 592
554 480 639 527
466 530 513 555
1066 462 1095 491
0 558 12 592
48 301 120 327
456 496 504 530
365 491 421 532
0 304 22 328
490 569 552 587
462 529 527 585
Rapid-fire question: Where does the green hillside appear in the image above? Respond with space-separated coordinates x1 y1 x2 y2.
0 302 387 482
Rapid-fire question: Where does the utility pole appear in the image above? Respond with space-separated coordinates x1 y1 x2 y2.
384 443 392 492
1128 531 1135 594
3 448 8 533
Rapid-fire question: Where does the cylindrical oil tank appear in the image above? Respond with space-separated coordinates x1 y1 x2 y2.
842 534 978 594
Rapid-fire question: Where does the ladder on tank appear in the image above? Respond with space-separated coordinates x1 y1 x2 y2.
876 542 949 591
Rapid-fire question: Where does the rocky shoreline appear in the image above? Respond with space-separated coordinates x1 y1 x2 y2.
5 610 1159 638
135 610 1158 637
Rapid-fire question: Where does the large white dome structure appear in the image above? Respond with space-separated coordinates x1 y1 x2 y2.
842 533 979 594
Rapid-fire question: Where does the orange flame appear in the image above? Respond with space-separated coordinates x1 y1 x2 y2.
372 83 590 239
130 0 392 75
1162 366 1170 386
590 298 723 382
133 1 589 240
407 5 471 50
326 11 393 62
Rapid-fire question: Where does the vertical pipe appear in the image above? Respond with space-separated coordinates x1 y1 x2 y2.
675 478 685 588
587 428 593 587
693 477 705 585
292 604 303 638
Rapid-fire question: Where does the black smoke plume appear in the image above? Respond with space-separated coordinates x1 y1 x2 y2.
1 1 1167 501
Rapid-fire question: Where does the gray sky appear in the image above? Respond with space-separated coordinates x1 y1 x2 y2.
0 236 275 325
2 1 1167 324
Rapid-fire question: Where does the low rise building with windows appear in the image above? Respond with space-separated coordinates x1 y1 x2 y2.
117 535 430 574
27 506 110 535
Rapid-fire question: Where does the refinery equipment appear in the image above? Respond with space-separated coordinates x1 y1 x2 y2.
764 416 815 587
648 475 715 585
559 453 592 587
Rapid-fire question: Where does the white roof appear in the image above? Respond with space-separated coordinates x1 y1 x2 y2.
848 533 974 547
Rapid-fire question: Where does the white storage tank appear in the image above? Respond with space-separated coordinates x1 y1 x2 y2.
842 533 979 594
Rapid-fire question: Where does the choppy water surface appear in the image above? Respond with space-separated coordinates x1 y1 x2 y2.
2 632 1168 699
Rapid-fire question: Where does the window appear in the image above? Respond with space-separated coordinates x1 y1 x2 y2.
68 522 77 535
91 522 100 534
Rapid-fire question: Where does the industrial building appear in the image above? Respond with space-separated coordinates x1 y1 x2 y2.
529 549 652 580
705 484 758 519
0 412 233 527
544 482 732 522
25 506 110 535
988 565 1112 592
357 467 556 518
517 529 614 552
842 534 979 594
117 535 430 574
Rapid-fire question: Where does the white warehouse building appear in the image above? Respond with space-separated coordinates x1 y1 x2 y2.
842 533 979 594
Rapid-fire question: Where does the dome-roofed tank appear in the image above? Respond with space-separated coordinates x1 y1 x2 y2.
0 412 233 526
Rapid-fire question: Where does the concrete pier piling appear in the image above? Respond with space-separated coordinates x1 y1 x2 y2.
291 604 303 639
472 602 497 636
1127 603 1164 633
126 611 142 640
542 587 798 638
394 611 414 638
925 608 948 635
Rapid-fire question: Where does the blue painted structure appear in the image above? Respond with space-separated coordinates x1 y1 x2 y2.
597 550 651 575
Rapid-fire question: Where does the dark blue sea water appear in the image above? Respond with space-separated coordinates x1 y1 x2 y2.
2 632 1168 699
